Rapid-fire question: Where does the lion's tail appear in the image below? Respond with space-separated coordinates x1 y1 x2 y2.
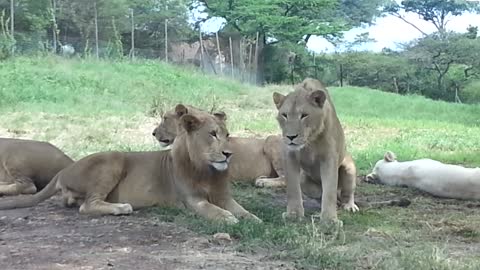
0 172 61 210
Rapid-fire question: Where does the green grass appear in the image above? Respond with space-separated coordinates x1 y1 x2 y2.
1 56 480 269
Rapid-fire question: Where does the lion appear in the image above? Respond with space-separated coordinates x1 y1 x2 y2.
0 105 261 224
152 105 285 188
366 151 480 200
272 78 358 224
0 138 73 196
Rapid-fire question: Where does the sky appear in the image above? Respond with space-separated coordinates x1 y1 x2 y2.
195 4 480 53
306 11 480 53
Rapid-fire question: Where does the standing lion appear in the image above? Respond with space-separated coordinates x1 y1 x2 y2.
272 78 358 225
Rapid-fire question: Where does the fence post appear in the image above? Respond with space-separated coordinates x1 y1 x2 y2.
239 37 244 81
248 42 253 83
10 0 14 55
339 63 344 87
199 28 204 70
215 31 222 75
164 3 168 62
164 19 168 62
94 1 99 59
130 9 135 59
254 32 259 83
51 0 57 53
229 36 234 78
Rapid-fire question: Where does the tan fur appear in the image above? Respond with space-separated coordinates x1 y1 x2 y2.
272 78 358 224
0 138 73 196
0 106 260 224
153 105 285 188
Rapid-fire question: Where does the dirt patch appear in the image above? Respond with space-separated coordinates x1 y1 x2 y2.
0 197 294 270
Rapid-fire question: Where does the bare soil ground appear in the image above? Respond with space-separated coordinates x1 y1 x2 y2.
0 196 294 270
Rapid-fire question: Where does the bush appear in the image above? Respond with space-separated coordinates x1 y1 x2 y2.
460 80 480 104
0 36 14 60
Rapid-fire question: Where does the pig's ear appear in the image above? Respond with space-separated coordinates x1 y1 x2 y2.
384 151 397 162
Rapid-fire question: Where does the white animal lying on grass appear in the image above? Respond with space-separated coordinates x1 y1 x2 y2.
366 151 480 200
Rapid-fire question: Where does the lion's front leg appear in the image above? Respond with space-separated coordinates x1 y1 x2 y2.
318 158 339 222
0 176 37 196
339 156 359 212
283 149 304 221
224 198 262 223
185 197 239 224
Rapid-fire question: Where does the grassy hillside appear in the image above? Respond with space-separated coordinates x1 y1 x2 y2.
1 56 479 171
1 56 480 269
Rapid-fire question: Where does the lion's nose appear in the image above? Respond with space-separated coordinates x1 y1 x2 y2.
222 150 233 159
152 129 157 136
286 135 298 141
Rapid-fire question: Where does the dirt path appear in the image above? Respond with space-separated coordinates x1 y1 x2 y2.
0 197 294 270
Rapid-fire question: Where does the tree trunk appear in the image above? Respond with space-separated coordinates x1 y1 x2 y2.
393 76 399 93
437 74 444 94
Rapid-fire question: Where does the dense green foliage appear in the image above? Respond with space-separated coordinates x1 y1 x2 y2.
307 31 480 103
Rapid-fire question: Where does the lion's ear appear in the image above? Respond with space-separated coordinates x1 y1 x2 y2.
309 90 327 108
180 114 201 132
175 104 189 118
384 151 397 162
213 111 227 122
273 92 286 110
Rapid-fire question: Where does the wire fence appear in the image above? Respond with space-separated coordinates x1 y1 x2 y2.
0 2 263 85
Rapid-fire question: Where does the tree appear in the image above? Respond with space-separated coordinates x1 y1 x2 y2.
385 0 480 36
405 32 480 101
0 0 51 53
196 0 386 84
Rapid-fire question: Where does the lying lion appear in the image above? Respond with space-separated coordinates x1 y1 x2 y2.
0 105 261 224
273 78 359 224
152 105 285 188
0 138 73 196
366 151 480 200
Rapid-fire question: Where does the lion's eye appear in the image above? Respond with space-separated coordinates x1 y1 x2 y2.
281 113 287 119
226 133 230 138
210 131 217 138
301 113 308 119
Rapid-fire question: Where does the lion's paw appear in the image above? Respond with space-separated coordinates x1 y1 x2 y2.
244 213 263 223
254 177 270 188
114 203 133 215
311 214 344 232
343 202 359 212
220 212 239 225
282 210 304 222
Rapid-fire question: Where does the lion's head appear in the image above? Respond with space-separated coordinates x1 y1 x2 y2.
272 78 330 150
152 105 203 147
172 104 232 172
